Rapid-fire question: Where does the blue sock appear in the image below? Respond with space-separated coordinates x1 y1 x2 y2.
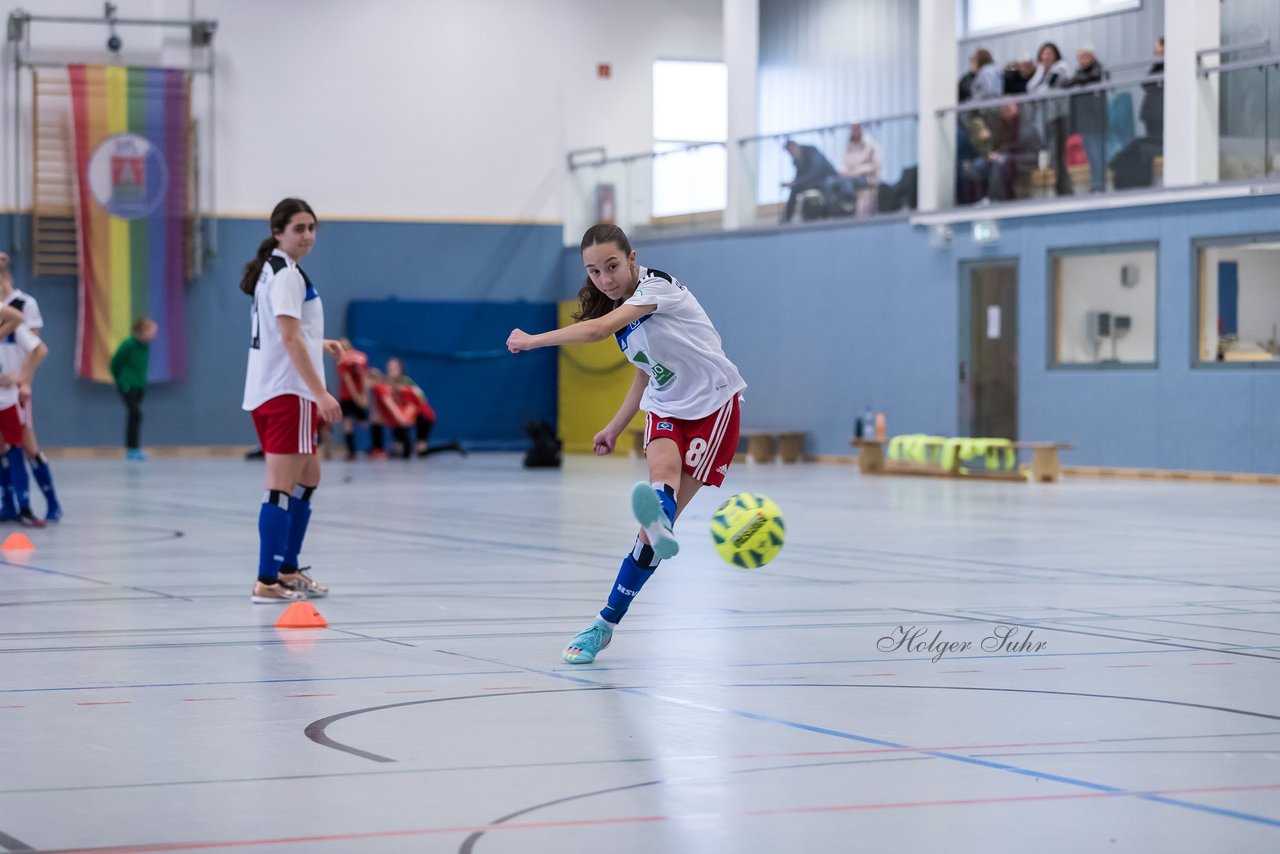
599 539 661 624
0 455 14 518
6 447 30 511
652 481 677 525
30 453 59 513
257 490 291 584
281 484 315 570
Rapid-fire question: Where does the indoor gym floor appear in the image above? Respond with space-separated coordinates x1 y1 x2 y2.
0 454 1278 853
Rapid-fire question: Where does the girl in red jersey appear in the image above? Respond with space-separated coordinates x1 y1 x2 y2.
368 365 415 458
507 224 746 664
336 339 370 460
386 358 464 457
240 199 343 603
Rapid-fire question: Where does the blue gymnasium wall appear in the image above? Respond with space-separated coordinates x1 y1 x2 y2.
562 194 1280 474
346 300 557 448
0 214 563 447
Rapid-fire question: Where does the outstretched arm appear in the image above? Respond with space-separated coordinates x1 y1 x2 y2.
507 302 656 353
593 368 649 456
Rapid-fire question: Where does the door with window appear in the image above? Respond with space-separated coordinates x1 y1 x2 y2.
959 261 1018 439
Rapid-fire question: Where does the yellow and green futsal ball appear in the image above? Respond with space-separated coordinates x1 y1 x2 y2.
710 493 785 568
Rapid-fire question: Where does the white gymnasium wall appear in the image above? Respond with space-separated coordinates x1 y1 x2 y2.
1 0 722 222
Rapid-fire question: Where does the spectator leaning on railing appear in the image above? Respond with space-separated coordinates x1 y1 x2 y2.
835 123 881 218
1065 45 1107 192
781 139 837 224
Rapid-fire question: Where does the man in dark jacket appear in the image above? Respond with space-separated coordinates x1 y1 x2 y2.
1066 46 1107 191
781 140 837 223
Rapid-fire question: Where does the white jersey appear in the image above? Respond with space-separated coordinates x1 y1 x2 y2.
242 249 325 411
5 289 43 331
0 324 40 409
617 267 746 420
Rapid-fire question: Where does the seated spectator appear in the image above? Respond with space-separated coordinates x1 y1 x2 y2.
1028 41 1073 195
826 123 881 218
986 101 1042 201
1065 45 1107 192
781 139 837 223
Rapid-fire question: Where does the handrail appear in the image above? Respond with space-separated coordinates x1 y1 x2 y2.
1199 40 1271 59
736 111 918 145
567 140 727 170
939 70 1164 117
1199 53 1280 77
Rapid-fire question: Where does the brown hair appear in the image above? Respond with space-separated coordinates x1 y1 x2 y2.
132 316 154 335
239 198 316 296
973 48 994 68
573 224 634 322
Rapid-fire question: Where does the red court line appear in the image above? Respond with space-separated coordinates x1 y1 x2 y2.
285 693 336 698
41 782 1280 853
0 704 25 709
745 781 1280 818
76 701 132 706
847 673 895 677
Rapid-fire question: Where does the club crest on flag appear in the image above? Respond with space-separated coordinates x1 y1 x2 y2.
87 132 169 220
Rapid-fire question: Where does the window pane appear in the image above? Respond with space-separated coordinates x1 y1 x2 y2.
653 61 727 143
1030 0 1089 22
1052 247 1157 365
967 0 1022 34
652 143 727 217
1198 241 1280 363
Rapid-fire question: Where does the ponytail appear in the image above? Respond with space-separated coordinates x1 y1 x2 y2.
239 236 278 296
238 197 317 297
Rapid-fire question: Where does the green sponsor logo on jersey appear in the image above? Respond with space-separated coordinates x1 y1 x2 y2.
633 350 676 387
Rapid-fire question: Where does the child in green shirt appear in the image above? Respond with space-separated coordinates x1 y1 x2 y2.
109 317 158 461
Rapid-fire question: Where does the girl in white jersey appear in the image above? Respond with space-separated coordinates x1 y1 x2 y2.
240 199 343 603
507 224 746 663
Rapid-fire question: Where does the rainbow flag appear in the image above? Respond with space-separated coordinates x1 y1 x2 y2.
68 65 189 383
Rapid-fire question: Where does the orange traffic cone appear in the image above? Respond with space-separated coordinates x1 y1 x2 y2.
274 601 328 629
2 533 34 551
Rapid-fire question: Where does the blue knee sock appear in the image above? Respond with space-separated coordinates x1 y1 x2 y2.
652 481 677 524
281 484 315 570
0 455 14 518
6 447 30 511
257 490 291 584
29 453 59 514
599 539 661 624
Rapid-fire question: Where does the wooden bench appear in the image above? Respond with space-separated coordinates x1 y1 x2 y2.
741 430 807 463
854 438 1072 483
628 427 807 463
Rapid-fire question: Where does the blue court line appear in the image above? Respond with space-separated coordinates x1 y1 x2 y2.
523 667 1280 830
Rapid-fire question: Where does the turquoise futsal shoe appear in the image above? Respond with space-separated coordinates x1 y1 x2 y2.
630 481 679 560
562 617 614 664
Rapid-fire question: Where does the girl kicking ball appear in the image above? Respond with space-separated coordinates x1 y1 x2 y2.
506 224 746 663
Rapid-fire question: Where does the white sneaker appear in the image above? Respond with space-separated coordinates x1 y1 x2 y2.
630 481 678 559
